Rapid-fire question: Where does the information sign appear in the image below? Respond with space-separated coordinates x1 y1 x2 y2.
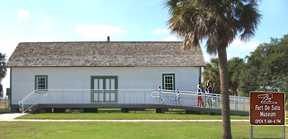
250 92 285 125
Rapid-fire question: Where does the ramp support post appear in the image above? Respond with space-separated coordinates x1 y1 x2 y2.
121 108 129 113
156 108 165 113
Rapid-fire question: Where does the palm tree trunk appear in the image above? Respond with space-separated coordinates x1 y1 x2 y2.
234 88 238 96
218 47 232 139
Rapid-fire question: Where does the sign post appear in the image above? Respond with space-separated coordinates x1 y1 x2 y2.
250 92 285 138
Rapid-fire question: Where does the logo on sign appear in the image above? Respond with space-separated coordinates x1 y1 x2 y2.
257 93 277 104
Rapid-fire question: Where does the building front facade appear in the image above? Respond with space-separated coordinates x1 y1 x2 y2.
6 41 206 110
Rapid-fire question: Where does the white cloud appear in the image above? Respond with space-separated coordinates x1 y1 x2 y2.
163 36 179 41
238 41 259 52
38 14 52 31
203 53 217 63
229 37 260 52
203 53 241 63
153 29 169 34
15 9 30 21
74 23 127 39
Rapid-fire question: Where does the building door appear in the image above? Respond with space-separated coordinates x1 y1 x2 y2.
91 76 118 103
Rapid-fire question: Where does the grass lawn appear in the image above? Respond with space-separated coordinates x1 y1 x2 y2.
17 113 249 120
16 109 249 120
0 121 285 139
2 109 287 138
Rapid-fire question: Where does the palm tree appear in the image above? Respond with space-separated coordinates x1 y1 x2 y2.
165 0 261 138
0 53 7 97
203 57 245 96
202 58 220 93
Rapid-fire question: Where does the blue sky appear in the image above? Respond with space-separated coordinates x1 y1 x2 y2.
1 0 288 96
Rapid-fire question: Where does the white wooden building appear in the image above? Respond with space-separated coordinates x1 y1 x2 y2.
6 41 206 111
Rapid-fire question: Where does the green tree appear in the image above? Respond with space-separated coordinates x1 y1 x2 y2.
239 34 288 97
203 57 245 96
228 57 245 96
202 58 221 93
165 0 261 138
0 53 7 97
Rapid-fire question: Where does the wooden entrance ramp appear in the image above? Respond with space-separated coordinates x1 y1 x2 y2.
36 103 249 116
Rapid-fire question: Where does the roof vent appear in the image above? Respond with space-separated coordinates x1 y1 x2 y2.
107 36 110 42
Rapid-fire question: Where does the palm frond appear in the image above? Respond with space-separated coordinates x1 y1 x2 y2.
165 0 261 53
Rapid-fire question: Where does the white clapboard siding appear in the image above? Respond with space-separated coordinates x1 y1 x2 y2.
11 67 200 105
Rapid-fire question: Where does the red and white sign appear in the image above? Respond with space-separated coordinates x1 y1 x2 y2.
250 92 285 125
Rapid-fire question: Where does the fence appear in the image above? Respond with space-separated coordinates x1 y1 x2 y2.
0 97 10 112
19 89 250 113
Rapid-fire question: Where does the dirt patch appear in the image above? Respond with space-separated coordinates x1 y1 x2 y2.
0 125 18 129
